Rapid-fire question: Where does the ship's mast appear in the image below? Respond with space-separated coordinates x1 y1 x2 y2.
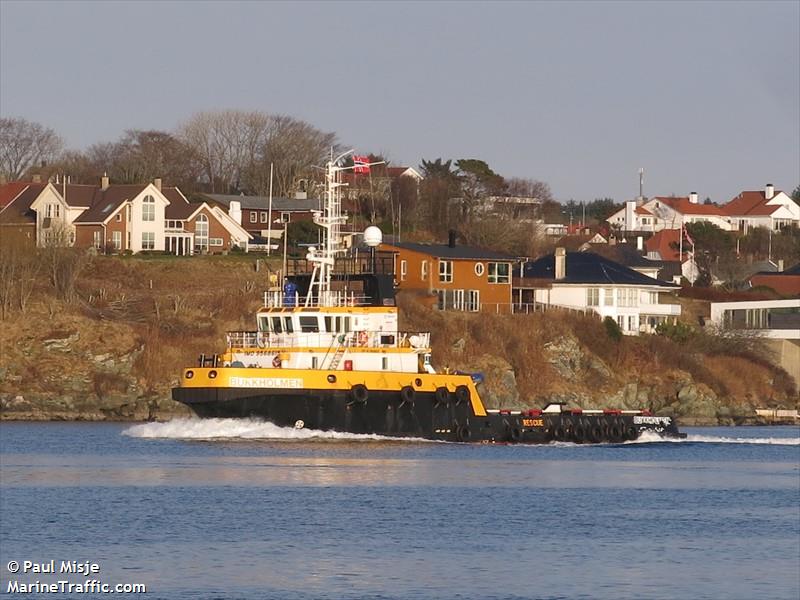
305 151 384 307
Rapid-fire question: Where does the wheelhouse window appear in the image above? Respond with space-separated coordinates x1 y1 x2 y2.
438 260 453 283
488 262 510 284
142 195 155 221
299 316 320 332
400 260 408 281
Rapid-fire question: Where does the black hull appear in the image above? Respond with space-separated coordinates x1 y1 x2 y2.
172 387 685 444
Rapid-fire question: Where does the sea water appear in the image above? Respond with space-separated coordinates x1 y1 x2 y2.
0 421 798 600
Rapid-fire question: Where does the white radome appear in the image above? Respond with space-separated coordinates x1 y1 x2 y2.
363 226 383 247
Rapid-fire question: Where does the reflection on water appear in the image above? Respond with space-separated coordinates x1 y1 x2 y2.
1 423 798 600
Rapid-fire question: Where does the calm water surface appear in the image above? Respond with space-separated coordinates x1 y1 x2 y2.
1 421 798 600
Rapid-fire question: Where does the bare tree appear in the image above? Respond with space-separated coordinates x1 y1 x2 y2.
0 117 64 180
87 130 200 188
505 177 553 203
244 114 337 197
178 110 272 193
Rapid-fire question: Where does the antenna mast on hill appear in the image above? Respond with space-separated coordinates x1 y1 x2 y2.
638 167 644 200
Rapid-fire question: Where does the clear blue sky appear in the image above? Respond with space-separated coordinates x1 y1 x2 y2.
1 0 798 203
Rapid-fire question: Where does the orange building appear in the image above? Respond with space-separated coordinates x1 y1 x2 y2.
381 237 516 313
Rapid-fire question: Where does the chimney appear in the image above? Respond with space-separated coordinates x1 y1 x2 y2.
448 229 457 248
555 247 566 280
153 178 162 191
625 200 636 232
101 173 109 190
765 183 774 200
689 191 698 204
229 200 242 225
31 173 42 184
636 236 644 251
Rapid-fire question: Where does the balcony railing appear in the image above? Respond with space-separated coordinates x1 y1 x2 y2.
226 330 431 350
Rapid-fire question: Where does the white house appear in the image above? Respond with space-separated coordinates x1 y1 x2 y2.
514 249 682 335
722 184 800 232
608 192 734 233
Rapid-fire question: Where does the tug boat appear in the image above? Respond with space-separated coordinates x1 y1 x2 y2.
171 153 685 443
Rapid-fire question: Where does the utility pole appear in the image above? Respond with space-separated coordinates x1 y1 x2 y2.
267 163 274 256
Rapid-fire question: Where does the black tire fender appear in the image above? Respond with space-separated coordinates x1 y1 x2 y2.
435 386 449 404
351 384 368 403
400 386 415 403
455 385 470 404
456 424 471 442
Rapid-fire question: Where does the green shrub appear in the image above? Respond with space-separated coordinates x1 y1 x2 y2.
603 316 622 342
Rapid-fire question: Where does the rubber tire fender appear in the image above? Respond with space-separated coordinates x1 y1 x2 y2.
400 385 415 403
608 423 623 442
434 386 449 404
455 385 470 405
351 384 369 403
456 424 471 443
589 424 604 443
572 425 586 443
625 425 639 441
508 426 523 443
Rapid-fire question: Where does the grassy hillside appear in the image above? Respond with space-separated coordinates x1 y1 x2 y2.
0 252 796 423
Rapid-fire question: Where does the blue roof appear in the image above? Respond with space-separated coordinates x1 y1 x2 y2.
520 252 677 288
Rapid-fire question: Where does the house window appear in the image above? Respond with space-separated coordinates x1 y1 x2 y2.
112 231 121 250
127 232 131 249
142 231 155 250
195 214 209 251
439 260 453 283
586 288 600 306
628 315 636 331
604 288 614 306
210 238 224 246
466 290 480 312
250 212 257 223
45 204 61 218
142 195 155 221
474 263 485 276
93 230 102 248
400 260 407 281
421 260 428 280
116 213 122 222
488 262 510 284
617 288 639 307
261 212 268 223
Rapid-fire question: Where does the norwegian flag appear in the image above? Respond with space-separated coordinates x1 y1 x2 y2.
683 225 694 247
353 155 370 174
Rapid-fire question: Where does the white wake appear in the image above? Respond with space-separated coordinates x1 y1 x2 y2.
122 418 420 442
629 430 800 446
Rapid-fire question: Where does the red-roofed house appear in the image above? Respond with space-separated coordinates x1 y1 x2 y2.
608 192 734 233
644 229 700 283
721 184 799 232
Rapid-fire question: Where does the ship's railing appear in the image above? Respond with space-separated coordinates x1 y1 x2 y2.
226 330 431 350
263 290 376 308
